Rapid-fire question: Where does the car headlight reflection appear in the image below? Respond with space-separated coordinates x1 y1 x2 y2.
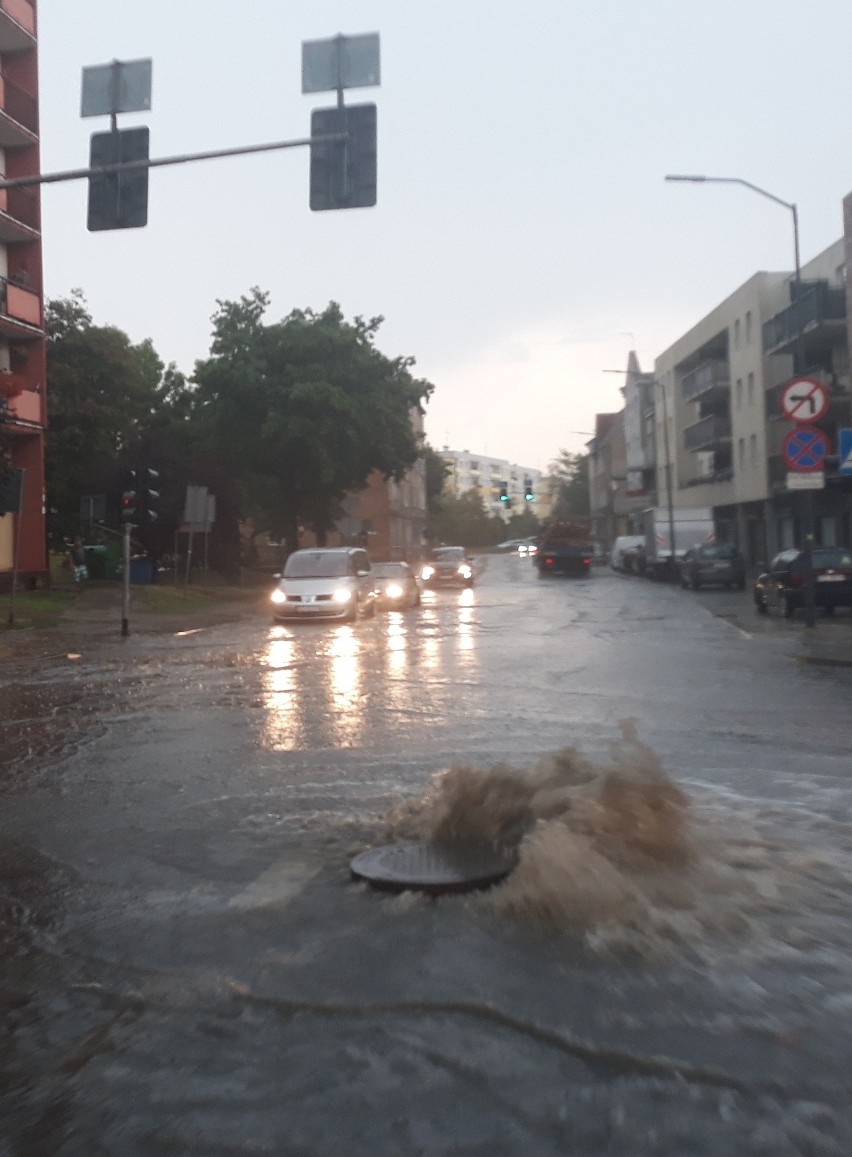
271 589 287 604
421 565 435 580
333 588 353 604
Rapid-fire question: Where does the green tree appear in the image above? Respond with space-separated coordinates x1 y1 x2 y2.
193 293 433 553
505 507 540 537
423 444 450 515
548 450 590 518
45 291 165 541
429 490 506 548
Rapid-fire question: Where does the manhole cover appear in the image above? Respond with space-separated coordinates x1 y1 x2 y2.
350 841 516 895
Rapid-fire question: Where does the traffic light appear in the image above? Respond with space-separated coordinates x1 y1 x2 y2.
140 467 159 523
88 126 150 231
310 103 377 210
524 480 535 502
121 471 138 523
499 485 509 504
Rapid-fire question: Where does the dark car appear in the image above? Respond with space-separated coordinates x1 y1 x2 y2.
754 546 852 618
372 561 421 609
680 544 746 591
420 546 475 588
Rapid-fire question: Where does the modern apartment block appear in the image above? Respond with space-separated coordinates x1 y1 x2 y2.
439 447 542 522
654 269 793 563
0 0 45 591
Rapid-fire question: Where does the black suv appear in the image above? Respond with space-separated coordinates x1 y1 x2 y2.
679 544 745 591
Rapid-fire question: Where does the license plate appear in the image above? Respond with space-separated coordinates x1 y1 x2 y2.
817 574 845 582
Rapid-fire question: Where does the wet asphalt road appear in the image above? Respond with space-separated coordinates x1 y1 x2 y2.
2 555 852 1155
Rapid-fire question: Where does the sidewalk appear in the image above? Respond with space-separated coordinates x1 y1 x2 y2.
690 583 852 668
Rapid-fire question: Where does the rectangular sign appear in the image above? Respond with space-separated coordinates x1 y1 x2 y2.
839 428 852 476
81 58 152 117
786 471 825 491
302 33 380 93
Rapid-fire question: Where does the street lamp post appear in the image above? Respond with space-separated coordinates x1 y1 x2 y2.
665 173 816 626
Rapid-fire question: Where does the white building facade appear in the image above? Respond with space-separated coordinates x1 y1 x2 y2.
440 448 543 522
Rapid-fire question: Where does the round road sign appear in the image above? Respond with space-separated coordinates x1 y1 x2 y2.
782 424 830 472
780 378 829 423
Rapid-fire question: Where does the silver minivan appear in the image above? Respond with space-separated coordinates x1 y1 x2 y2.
271 547 377 622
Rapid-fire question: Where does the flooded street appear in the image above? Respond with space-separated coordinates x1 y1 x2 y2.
3 554 852 1154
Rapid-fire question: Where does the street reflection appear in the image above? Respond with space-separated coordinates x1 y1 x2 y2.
261 624 365 750
262 629 303 750
457 589 476 662
327 627 364 747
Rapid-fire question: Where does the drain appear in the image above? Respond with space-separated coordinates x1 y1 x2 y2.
350 841 516 895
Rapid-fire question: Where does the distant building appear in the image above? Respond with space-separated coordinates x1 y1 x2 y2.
439 447 543 522
0 0 46 591
587 412 628 551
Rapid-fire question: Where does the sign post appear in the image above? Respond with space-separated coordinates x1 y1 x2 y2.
781 385 831 628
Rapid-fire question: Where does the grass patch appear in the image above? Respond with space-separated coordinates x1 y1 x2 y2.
1 590 77 630
134 584 259 615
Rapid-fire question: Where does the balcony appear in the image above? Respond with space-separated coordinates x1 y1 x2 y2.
684 413 732 452
681 359 729 403
0 275 41 339
763 282 847 356
0 0 35 53
0 185 37 241
6 384 40 424
0 74 37 146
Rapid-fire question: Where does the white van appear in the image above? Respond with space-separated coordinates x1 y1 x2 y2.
610 535 645 572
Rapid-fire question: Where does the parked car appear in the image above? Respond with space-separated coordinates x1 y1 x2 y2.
610 535 645 572
680 544 746 590
271 547 377 622
421 546 476 588
372 561 421 609
754 546 852 618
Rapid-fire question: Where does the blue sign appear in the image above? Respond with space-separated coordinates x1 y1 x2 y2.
782 425 829 472
839 428 852 476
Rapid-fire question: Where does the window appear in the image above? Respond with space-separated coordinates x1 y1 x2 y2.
749 434 757 467
747 372 754 405
736 378 743 408
738 438 746 470
745 311 753 344
734 318 741 350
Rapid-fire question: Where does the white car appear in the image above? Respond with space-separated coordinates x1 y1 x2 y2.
610 535 645 572
271 547 377 622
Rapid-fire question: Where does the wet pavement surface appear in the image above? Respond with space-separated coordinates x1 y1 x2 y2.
2 556 852 1154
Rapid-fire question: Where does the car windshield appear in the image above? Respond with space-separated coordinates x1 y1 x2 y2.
284 552 350 579
432 548 465 562
813 548 852 568
699 546 738 560
373 563 406 577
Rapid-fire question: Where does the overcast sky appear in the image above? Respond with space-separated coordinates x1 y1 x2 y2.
36 1 852 473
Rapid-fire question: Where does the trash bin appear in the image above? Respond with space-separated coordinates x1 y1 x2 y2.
129 557 154 584
83 545 109 580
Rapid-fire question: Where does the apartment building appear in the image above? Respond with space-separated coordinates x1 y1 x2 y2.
0 0 45 591
654 270 794 564
622 350 658 528
439 447 543 522
587 412 628 551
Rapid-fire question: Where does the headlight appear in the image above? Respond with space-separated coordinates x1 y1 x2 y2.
458 565 472 578
421 566 435 580
332 588 352 603
386 583 404 598
271 589 287 604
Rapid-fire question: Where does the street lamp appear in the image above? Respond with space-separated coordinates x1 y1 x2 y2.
665 173 816 625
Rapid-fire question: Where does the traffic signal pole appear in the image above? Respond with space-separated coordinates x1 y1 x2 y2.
0 132 346 194
122 521 131 637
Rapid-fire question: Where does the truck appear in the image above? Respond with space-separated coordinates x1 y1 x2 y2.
535 518 595 577
641 507 715 580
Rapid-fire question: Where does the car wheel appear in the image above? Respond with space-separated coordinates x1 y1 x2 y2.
783 593 796 619
755 598 768 615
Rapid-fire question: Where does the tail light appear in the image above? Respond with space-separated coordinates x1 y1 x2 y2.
582 557 591 565
545 556 554 566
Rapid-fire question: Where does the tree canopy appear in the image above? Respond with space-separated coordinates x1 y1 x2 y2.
193 293 433 550
548 450 590 519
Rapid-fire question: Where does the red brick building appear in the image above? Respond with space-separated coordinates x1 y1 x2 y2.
0 0 46 590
